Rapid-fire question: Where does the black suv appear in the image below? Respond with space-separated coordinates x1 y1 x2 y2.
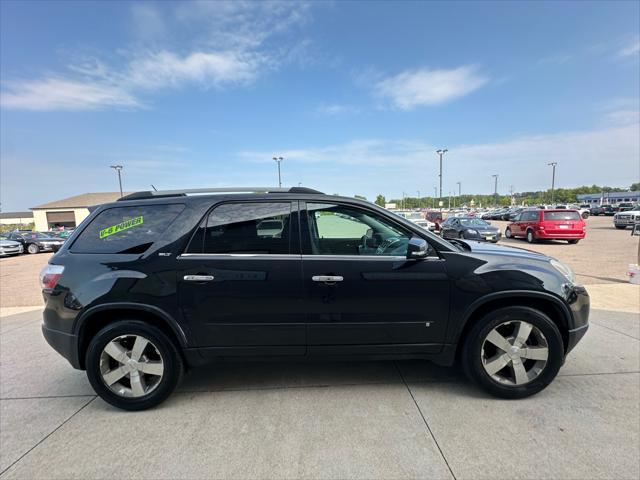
41 187 589 410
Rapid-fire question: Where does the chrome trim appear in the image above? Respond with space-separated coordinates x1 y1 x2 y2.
183 275 215 281
312 275 344 282
179 253 301 259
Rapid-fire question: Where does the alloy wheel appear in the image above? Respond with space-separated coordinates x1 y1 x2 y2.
481 320 549 386
99 334 164 398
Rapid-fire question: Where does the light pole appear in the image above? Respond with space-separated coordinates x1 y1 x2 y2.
110 165 123 197
456 181 461 206
272 156 283 188
492 174 499 206
416 190 421 209
433 186 437 208
436 149 447 203
548 162 557 205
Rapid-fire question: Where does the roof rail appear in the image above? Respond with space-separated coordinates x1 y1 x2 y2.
118 186 323 201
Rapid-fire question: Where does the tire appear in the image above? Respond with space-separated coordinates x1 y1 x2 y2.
85 320 183 411
581 212 589 219
27 243 39 254
526 230 536 243
567 239 579 244
505 228 512 239
614 225 626 230
461 306 564 399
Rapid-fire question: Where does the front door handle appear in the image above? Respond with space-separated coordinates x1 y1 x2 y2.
312 275 344 284
183 275 215 282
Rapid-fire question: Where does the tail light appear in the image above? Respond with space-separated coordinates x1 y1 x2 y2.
40 264 64 290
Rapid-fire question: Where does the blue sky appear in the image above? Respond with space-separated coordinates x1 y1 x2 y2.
1 0 639 211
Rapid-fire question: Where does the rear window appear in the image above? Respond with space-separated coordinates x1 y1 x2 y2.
543 211 581 221
71 204 185 253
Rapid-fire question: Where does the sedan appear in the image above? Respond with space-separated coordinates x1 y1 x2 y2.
0 235 23 257
440 217 502 242
7 231 65 254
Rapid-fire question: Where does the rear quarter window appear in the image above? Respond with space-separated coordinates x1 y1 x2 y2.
543 211 581 221
71 204 185 253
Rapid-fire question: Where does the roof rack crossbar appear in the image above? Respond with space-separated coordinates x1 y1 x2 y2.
118 186 323 201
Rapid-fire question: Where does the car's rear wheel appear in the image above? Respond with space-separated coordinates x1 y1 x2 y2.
526 230 536 243
461 306 564 399
505 228 512 239
86 321 183 411
567 239 579 244
27 243 39 254
614 225 626 229
581 212 589 219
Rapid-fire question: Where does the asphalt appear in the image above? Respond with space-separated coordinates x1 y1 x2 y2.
1 309 638 479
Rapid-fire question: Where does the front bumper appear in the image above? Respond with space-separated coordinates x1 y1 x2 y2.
0 246 23 256
564 284 590 354
42 324 81 369
465 231 502 242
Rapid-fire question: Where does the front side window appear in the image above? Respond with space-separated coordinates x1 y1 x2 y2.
71 204 185 254
306 203 410 256
189 202 294 254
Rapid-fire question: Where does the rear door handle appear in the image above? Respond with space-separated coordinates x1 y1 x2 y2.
312 275 344 283
183 275 215 282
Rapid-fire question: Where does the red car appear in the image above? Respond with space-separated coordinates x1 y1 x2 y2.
505 209 586 244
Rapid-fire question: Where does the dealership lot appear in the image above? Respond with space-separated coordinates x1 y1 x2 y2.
1 215 638 479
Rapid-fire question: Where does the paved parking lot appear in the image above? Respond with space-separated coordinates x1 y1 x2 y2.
1 214 639 479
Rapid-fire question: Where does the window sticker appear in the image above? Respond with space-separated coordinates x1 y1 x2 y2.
99 216 144 239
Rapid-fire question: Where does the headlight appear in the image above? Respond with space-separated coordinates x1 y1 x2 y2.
550 259 575 283
467 229 478 235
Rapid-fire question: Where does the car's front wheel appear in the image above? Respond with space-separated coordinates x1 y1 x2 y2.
461 307 564 399
86 321 183 411
614 225 626 229
505 228 512 239
27 243 39 254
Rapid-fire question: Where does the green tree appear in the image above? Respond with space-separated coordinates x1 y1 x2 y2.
374 194 386 207
631 182 640 192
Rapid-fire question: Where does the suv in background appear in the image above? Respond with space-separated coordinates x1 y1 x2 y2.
613 207 640 229
505 209 586 244
40 187 589 410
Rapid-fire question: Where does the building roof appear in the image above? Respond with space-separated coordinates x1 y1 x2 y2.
577 191 639 200
0 211 34 219
32 192 131 210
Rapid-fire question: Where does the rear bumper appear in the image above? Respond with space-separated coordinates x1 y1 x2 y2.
42 324 82 369
535 231 585 239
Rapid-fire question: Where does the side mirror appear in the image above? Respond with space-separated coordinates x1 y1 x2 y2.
407 236 429 259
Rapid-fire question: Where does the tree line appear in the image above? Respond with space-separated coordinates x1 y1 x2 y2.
365 184 639 209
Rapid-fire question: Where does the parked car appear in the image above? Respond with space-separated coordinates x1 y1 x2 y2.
613 207 640 229
617 202 635 212
0 235 23 257
40 186 589 410
589 206 605 216
601 205 616 216
489 208 508 220
397 211 436 231
505 209 586 244
424 210 443 230
440 217 501 242
7 231 65 254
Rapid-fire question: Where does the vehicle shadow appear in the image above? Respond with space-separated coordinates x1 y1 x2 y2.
176 359 468 394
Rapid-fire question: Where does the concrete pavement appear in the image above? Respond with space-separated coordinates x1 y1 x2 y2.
1 309 638 479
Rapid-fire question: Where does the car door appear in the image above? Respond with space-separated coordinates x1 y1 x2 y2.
440 218 453 238
177 201 306 357
301 201 450 355
510 213 523 236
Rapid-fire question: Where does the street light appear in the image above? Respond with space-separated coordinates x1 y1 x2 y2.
492 174 499 206
436 149 448 202
456 181 461 207
548 162 557 205
416 190 421 209
110 165 123 197
433 186 437 208
272 156 284 188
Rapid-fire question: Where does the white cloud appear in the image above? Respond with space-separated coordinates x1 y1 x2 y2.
315 103 359 116
0 1 311 111
374 65 489 110
237 122 639 197
0 78 140 111
618 39 640 58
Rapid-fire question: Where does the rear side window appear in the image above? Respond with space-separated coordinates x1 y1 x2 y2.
543 211 581 221
187 202 294 255
71 204 185 254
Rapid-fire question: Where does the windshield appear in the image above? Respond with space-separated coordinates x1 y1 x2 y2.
543 211 581 221
459 218 490 226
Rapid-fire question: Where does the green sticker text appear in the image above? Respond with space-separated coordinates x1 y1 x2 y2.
99 216 144 239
